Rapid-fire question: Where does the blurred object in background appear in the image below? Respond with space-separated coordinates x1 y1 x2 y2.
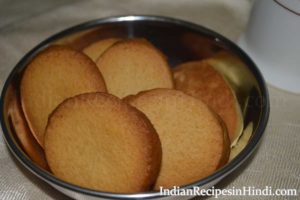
238 0 300 93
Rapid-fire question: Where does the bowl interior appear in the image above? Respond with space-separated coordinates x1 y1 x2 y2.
0 16 269 198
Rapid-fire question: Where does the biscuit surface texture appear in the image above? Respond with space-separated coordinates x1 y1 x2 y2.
96 39 173 98
44 92 161 193
20 45 106 147
82 38 121 61
173 61 242 144
127 89 227 189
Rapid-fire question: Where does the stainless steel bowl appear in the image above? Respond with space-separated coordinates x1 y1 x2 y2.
0 15 269 200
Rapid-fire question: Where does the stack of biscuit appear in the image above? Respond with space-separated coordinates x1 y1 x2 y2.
9 37 246 193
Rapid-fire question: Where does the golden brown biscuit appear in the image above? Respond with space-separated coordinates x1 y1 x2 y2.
20 45 107 147
173 61 243 144
82 38 121 61
205 52 247 146
214 113 230 167
44 92 162 193
127 89 228 189
96 38 173 98
6 87 49 170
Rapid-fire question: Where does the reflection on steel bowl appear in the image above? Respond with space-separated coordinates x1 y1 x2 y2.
0 15 269 200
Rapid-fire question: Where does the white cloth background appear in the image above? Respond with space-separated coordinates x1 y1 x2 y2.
0 0 299 199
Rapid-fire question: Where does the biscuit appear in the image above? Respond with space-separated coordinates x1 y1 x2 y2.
127 89 228 189
7 86 49 170
204 52 247 146
20 45 107 147
173 61 243 144
213 112 230 167
82 38 121 61
96 38 173 98
44 92 162 193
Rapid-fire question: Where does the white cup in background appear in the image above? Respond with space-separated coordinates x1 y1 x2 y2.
238 0 300 93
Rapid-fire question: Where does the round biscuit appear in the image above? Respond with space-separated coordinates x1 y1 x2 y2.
96 38 173 98
127 89 227 189
173 61 243 144
44 92 162 193
20 45 107 147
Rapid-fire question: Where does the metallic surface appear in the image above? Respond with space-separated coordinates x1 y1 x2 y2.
0 15 270 199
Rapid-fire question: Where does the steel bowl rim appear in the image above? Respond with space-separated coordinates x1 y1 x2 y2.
0 14 270 199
